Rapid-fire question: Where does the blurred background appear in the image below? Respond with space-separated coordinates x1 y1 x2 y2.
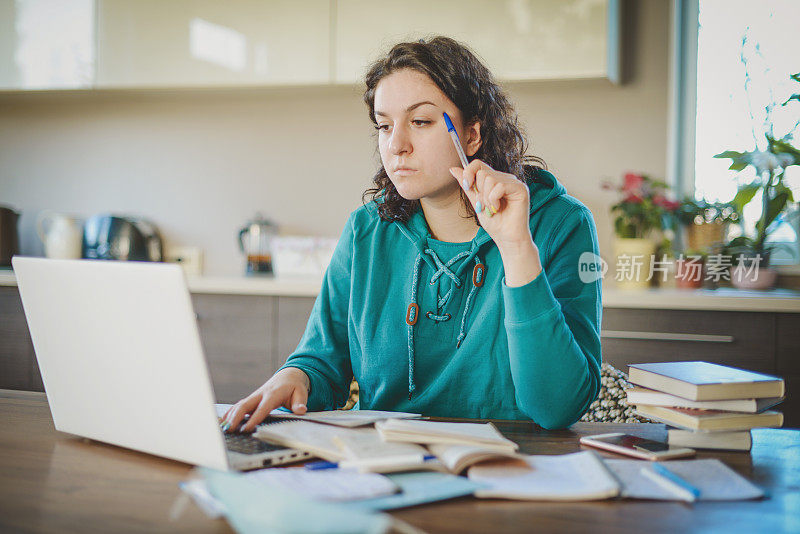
1 0 799 423
0 0 703 275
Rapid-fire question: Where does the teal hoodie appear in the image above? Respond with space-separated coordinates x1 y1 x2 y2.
281 168 602 429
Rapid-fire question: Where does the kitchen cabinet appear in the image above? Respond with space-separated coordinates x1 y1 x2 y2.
275 296 316 364
0 0 95 90
3 285 797 427
191 293 277 403
0 0 619 91
776 314 800 433
95 0 331 88
335 0 620 84
602 308 798 428
0 287 39 390
600 309 776 373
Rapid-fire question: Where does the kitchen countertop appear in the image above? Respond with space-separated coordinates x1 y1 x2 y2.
2 269 799 312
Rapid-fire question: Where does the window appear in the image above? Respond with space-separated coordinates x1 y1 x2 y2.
672 0 800 265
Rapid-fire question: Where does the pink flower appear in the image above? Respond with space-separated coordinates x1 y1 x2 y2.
623 173 644 192
624 193 643 204
653 195 680 211
663 199 680 211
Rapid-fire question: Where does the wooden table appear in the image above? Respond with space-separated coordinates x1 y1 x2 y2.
1 390 798 533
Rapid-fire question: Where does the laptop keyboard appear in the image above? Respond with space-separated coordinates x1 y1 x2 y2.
224 432 285 455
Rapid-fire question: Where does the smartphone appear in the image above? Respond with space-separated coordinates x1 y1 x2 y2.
579 432 695 460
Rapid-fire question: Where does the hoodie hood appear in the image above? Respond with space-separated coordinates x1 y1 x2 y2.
390 166 568 399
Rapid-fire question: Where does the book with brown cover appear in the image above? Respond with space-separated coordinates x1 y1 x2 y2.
626 387 784 413
628 361 784 401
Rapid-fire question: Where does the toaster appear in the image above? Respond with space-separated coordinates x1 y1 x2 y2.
82 215 163 262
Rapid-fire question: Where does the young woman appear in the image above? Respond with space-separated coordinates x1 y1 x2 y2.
222 37 601 431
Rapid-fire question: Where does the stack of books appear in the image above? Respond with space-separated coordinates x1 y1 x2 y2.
626 361 785 451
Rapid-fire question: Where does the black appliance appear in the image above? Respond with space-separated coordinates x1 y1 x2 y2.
0 205 20 267
82 215 163 262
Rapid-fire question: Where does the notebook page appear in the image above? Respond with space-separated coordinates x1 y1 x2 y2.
334 430 428 461
605 458 764 501
245 467 399 502
376 419 517 448
469 451 620 501
254 420 374 461
428 444 522 473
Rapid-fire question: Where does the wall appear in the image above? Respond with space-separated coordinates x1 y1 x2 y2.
0 0 669 276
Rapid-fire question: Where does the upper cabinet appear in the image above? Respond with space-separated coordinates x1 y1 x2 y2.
0 0 619 91
95 0 331 88
0 0 95 90
335 0 620 84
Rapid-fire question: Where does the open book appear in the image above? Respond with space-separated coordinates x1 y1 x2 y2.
335 432 522 474
254 419 521 474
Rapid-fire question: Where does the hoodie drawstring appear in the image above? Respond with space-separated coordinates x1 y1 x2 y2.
406 248 485 400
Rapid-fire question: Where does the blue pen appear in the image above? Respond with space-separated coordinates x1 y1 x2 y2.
443 112 471 169
443 112 494 215
646 463 701 502
305 455 437 471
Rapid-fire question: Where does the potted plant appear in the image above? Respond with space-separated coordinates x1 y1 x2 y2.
603 173 679 290
675 198 739 254
674 250 706 290
714 73 800 289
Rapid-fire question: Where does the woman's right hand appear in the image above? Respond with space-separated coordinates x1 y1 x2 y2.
220 367 310 433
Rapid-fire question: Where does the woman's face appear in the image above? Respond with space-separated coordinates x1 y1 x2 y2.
373 69 481 202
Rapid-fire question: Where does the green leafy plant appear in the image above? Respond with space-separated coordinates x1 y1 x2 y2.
715 72 800 266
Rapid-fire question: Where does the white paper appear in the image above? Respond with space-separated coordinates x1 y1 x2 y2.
604 458 764 501
255 421 375 461
376 419 517 449
268 409 421 428
468 451 620 501
245 467 399 502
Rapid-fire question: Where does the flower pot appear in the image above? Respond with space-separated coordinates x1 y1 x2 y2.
675 257 704 289
686 221 728 254
613 238 656 290
730 264 777 290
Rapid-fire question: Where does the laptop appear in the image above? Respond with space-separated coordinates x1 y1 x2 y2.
12 256 311 471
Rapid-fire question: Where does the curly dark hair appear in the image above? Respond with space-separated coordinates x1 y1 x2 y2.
362 36 546 223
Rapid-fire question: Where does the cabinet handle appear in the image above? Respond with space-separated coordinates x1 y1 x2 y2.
601 330 735 343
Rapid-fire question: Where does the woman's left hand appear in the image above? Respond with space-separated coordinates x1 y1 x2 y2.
450 160 533 253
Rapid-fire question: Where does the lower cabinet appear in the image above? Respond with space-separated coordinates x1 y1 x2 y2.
0 287 40 391
602 308 798 428
190 294 317 403
191 293 276 404
1 284 797 427
601 309 776 373
776 314 800 430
